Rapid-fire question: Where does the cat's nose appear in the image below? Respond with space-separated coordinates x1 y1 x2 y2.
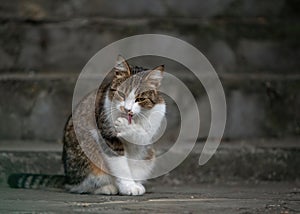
124 107 133 115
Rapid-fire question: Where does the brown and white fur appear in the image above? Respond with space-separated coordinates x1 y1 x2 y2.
61 55 166 195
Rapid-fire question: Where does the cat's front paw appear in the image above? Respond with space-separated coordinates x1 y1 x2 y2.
115 117 148 143
94 184 118 195
118 181 145 196
115 117 128 128
115 117 129 137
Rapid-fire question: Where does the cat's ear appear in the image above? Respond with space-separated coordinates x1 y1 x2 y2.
146 65 164 88
114 55 130 78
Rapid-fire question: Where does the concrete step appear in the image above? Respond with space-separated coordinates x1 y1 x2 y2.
1 0 297 20
0 73 299 142
0 138 299 187
0 18 299 73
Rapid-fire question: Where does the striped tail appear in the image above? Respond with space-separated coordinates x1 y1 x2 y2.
8 173 66 189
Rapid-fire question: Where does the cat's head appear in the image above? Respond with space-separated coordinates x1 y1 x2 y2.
107 55 165 122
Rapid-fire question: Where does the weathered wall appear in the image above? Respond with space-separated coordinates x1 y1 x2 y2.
0 0 299 142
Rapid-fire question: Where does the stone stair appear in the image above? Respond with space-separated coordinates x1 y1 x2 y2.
1 138 299 187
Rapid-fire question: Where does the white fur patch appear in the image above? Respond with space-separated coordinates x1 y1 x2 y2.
124 89 136 111
107 156 133 179
140 103 166 138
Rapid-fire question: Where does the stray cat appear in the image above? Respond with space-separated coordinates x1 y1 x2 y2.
8 55 166 196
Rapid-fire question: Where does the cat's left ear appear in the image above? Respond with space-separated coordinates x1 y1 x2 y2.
146 65 164 88
114 55 130 78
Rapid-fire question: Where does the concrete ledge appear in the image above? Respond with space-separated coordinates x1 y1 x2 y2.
157 139 300 185
0 138 299 187
0 74 299 141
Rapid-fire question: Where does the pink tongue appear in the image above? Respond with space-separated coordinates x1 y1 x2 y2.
128 114 132 124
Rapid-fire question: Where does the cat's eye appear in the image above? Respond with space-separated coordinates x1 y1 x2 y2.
135 97 146 102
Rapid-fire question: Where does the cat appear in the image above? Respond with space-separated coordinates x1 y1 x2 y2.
8 55 166 196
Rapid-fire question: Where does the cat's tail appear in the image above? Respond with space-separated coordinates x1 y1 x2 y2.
7 173 66 189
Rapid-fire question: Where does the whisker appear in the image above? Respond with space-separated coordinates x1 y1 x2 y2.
136 112 153 130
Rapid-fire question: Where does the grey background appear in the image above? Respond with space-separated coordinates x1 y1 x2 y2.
0 0 299 143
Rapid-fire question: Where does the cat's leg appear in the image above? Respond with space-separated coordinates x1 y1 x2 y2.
113 117 154 195
115 149 155 195
90 164 118 195
107 156 146 195
115 117 155 180
66 172 118 195
124 144 156 182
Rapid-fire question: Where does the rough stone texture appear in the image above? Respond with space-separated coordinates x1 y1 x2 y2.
0 75 299 141
1 183 299 213
153 139 300 184
0 1 299 141
0 0 297 19
223 78 300 138
0 78 74 141
0 20 299 73
0 139 299 186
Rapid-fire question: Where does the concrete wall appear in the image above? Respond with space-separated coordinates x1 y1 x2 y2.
0 0 299 142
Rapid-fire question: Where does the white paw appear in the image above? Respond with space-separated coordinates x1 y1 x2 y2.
115 117 128 127
118 182 145 196
115 117 129 136
94 184 118 195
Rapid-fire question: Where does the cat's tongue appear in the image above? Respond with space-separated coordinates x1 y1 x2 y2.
128 114 132 124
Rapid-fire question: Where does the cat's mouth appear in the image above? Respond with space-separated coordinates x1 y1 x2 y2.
128 112 133 124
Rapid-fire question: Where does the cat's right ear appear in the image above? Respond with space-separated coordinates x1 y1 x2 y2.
114 55 130 78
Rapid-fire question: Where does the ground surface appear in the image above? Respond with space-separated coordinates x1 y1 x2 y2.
0 183 299 214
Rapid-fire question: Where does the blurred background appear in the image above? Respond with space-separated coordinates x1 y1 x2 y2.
0 0 299 185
